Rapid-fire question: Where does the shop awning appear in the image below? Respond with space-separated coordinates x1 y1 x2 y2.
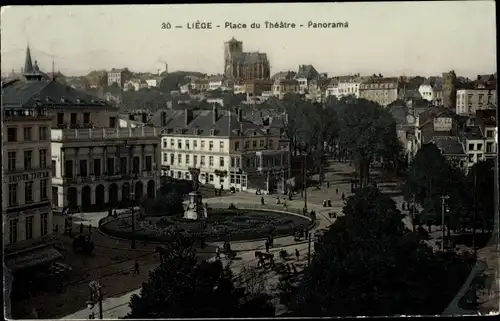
5 247 63 272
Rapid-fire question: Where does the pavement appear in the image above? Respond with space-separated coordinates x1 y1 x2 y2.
60 161 496 318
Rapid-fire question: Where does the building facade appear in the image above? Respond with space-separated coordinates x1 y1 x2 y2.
160 107 290 192
2 87 54 248
359 77 404 107
107 68 132 88
294 65 319 94
418 76 444 105
223 38 270 81
456 88 497 115
51 127 161 211
336 75 361 98
272 78 299 99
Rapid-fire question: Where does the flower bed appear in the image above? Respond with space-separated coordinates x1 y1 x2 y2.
100 206 313 242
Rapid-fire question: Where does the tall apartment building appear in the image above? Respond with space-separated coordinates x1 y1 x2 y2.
2 80 54 249
107 68 133 88
159 107 290 193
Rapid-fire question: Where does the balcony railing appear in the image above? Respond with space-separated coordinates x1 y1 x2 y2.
51 127 159 141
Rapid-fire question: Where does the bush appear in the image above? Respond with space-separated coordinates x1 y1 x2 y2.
141 191 183 217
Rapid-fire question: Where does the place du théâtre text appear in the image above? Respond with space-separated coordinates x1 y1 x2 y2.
161 20 349 30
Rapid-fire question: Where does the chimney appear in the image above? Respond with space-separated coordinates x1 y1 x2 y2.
161 111 167 127
212 105 218 124
237 108 243 122
185 108 193 127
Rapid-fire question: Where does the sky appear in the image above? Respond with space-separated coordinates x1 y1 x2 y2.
0 2 496 78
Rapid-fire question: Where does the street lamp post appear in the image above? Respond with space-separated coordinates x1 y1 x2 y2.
441 195 450 251
303 154 308 213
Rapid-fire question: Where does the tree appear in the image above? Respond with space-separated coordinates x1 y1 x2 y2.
291 187 474 317
141 190 183 217
127 235 274 318
466 159 495 233
404 143 468 232
337 98 401 187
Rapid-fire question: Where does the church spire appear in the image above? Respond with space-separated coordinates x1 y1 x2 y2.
24 45 34 74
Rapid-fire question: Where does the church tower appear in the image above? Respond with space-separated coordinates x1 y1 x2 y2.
224 37 243 78
442 70 457 110
23 45 44 82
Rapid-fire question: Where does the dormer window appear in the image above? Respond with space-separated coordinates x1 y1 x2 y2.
210 129 216 136
193 128 199 135
76 98 81 104
60 97 66 103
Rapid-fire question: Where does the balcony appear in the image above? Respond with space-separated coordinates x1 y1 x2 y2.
51 127 159 141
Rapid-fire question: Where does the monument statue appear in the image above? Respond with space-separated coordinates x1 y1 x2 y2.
184 168 205 220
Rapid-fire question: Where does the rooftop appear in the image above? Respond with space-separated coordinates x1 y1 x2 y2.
295 65 319 80
463 126 484 140
430 136 466 156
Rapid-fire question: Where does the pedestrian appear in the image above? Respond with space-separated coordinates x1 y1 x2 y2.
327 199 332 207
341 192 345 201
216 246 220 260
326 181 330 188
134 259 140 275
295 248 300 261
80 223 84 234
261 196 265 205
265 240 270 252
336 188 339 195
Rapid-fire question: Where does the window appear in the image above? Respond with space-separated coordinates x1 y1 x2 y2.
177 140 182 149
70 113 77 125
40 213 48 236
193 155 198 166
57 113 64 125
39 149 47 168
259 140 265 147
176 171 181 179
38 126 48 140
9 219 19 244
83 112 90 124
80 159 88 176
109 117 116 128
133 157 140 173
468 154 474 162
163 140 167 148
163 153 168 162
219 157 225 167
146 156 153 171
486 130 494 138
52 187 59 206
486 142 494 153
25 181 34 203
120 157 127 174
209 174 214 183
26 216 34 240
178 154 182 164
201 156 206 166
52 160 57 177
170 154 175 164
7 128 18 142
8 183 18 206
230 175 235 184
107 158 115 175
477 143 483 151
65 160 74 177
235 141 240 151
93 159 101 176
219 141 224 151
185 172 190 180
244 141 249 149
209 141 214 151
185 154 190 165
40 179 48 200
201 140 205 149
468 144 474 151
24 150 33 170
193 140 198 149
23 127 33 141
477 153 483 160
268 139 274 149
252 140 257 148
170 139 175 148
185 140 190 149
209 156 214 167
8 151 16 171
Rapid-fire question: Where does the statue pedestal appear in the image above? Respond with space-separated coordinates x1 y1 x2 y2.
184 191 203 220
